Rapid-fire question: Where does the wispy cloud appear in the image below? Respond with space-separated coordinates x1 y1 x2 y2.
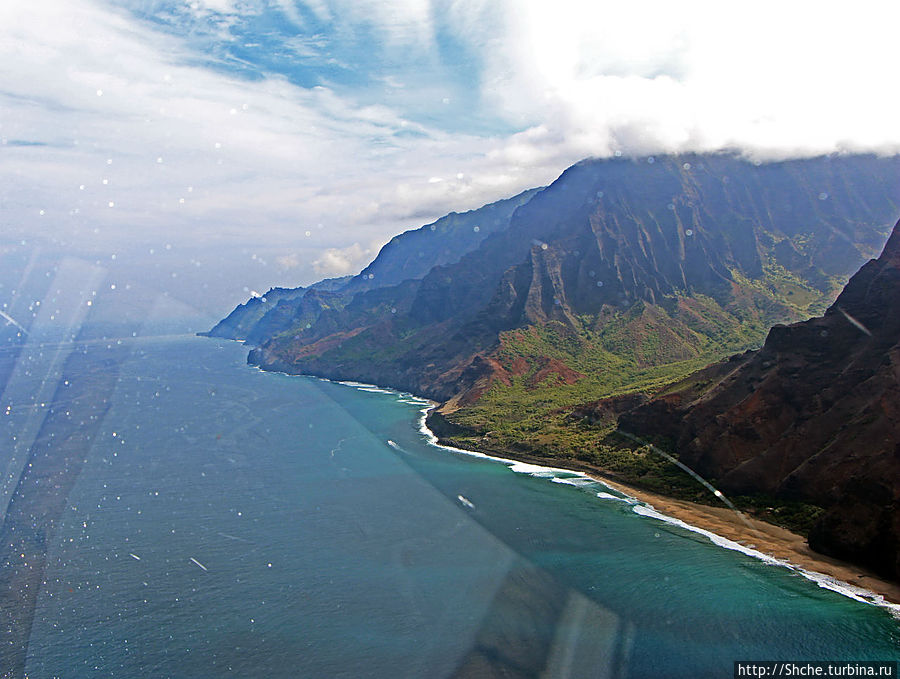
312 242 373 276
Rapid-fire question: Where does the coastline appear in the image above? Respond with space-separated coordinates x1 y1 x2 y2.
412 405 900 611
593 476 900 609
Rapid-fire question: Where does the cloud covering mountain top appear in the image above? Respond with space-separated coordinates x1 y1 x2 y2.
2 0 898 313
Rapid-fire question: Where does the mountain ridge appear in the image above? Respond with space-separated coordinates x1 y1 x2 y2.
204 188 539 344
241 153 900 406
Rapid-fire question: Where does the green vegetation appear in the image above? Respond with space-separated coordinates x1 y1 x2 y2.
438 271 839 536
451 284 785 441
446 419 826 536
727 496 826 536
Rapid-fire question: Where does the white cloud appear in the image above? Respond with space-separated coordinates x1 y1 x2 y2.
196 0 241 14
275 252 302 270
299 0 332 23
274 0 307 28
312 242 370 276
479 0 900 160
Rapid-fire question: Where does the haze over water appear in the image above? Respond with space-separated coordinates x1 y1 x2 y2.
3 332 895 678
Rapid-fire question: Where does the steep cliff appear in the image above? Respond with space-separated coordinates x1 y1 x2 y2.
246 153 900 404
620 221 900 579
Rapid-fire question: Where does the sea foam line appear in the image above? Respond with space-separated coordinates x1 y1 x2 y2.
630 505 900 616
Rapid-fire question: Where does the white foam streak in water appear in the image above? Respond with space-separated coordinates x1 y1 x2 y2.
632 504 784 566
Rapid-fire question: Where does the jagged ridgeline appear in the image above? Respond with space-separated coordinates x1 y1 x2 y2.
211 153 900 409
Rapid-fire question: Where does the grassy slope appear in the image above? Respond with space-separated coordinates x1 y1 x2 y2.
437 266 837 535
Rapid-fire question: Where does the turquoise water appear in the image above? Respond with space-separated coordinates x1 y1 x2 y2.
7 335 898 677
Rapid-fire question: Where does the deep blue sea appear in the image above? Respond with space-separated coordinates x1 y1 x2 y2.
3 334 897 677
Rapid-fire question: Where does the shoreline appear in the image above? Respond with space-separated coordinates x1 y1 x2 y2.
412 406 900 612
592 475 900 609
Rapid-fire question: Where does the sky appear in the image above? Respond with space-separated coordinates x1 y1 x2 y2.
2 0 900 325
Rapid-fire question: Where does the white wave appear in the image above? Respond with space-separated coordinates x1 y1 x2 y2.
508 461 566 476
596 492 635 503
799 574 900 618
551 476 598 488
632 504 784 566
356 387 396 394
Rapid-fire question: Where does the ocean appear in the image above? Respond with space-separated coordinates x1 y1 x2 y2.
2 333 897 678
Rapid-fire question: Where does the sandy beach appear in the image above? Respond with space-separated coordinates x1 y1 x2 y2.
592 474 900 607
421 406 900 609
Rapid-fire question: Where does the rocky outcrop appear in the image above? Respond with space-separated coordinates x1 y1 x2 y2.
570 393 650 427
620 221 900 579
